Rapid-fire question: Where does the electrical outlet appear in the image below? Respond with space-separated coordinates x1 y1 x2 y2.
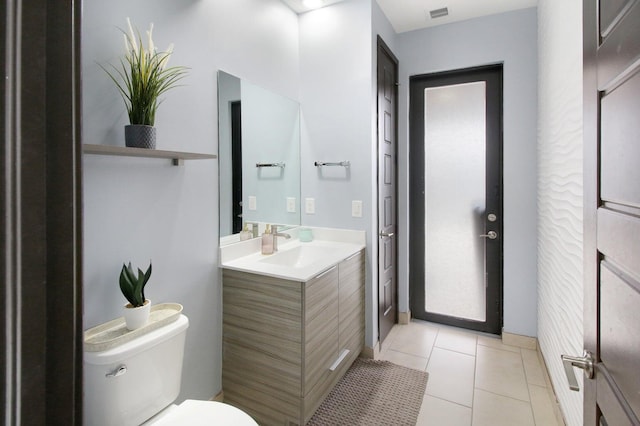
286 197 296 213
352 200 363 218
305 198 315 214
248 196 257 211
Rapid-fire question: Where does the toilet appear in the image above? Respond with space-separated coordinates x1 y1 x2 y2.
84 314 257 426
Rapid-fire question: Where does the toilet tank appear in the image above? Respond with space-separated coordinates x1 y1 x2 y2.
84 315 189 426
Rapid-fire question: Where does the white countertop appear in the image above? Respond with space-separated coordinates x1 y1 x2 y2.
219 227 365 282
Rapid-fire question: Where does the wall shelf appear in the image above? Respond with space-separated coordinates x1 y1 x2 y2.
83 144 217 166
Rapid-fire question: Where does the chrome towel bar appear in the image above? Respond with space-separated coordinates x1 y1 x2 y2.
314 161 350 167
256 162 285 168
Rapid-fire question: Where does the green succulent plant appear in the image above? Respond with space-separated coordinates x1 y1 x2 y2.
119 261 152 307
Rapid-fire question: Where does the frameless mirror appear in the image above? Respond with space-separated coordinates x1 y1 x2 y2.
218 71 301 245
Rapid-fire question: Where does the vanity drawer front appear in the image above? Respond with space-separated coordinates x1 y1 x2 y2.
303 267 339 395
339 285 365 353
222 270 304 425
338 250 365 354
305 266 338 323
338 250 365 302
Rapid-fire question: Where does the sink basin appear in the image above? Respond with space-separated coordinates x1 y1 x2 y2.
259 245 332 268
220 229 366 281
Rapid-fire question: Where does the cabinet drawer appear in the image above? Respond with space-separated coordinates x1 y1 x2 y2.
305 267 338 323
338 250 364 302
304 267 339 396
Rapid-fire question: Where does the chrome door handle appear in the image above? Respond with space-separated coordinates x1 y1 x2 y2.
479 231 498 239
561 351 594 391
379 231 394 238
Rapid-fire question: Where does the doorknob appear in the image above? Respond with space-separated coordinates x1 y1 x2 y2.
479 231 498 239
561 351 594 391
379 231 394 238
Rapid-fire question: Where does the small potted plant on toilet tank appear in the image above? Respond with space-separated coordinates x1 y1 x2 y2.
119 261 152 330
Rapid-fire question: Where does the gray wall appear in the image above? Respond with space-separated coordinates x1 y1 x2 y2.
82 0 300 401
396 8 539 337
298 0 378 345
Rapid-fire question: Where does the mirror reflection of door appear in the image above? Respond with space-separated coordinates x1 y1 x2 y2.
409 65 503 334
217 70 302 244
231 101 242 234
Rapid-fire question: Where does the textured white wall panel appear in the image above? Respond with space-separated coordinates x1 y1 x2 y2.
537 1 584 425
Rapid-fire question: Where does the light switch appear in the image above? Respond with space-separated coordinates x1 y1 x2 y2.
352 200 363 218
286 197 296 213
248 196 257 211
305 198 315 214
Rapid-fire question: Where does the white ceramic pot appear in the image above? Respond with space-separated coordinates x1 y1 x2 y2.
123 299 151 331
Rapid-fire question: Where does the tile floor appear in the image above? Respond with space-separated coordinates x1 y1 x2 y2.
379 320 563 426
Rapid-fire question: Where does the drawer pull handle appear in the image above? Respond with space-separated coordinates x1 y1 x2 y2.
313 267 336 280
345 252 361 262
329 349 350 371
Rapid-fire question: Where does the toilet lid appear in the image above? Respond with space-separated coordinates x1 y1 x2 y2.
151 400 258 426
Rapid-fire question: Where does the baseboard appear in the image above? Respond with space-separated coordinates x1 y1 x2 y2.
398 311 411 325
502 331 537 350
361 342 380 360
210 390 224 402
536 341 567 426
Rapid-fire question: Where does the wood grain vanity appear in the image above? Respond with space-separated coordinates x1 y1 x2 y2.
222 249 364 425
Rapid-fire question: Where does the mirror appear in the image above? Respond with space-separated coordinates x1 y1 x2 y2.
218 71 301 245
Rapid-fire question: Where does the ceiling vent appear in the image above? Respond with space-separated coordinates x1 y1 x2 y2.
429 7 449 19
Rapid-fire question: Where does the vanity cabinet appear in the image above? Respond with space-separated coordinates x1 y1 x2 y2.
222 250 364 426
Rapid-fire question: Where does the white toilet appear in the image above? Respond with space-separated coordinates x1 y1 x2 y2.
84 314 257 426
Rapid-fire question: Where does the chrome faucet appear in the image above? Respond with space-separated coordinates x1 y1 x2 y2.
271 225 291 251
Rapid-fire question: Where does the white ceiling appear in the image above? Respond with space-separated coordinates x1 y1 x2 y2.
281 0 346 14
376 0 538 33
281 0 538 33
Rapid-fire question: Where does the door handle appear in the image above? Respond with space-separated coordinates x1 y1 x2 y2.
379 231 394 238
479 231 498 239
561 351 594 391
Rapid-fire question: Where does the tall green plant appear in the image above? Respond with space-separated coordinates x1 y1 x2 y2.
119 261 152 307
101 19 188 126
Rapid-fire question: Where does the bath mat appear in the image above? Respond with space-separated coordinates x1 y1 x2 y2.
307 358 428 425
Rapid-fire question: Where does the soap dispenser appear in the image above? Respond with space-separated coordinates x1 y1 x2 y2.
239 224 252 241
261 224 274 255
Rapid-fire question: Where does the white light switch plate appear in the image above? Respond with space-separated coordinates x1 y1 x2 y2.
286 197 296 213
305 198 315 214
352 200 363 218
248 196 257 211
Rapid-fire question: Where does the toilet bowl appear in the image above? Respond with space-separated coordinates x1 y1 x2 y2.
144 400 257 425
84 313 256 426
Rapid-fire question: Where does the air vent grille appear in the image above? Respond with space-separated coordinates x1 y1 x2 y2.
429 7 449 19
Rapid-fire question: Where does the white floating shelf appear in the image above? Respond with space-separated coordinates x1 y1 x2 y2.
83 144 217 165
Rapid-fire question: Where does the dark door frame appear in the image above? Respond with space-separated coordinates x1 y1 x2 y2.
2 0 83 423
408 65 504 334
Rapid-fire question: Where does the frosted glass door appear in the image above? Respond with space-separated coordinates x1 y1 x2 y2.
424 82 486 322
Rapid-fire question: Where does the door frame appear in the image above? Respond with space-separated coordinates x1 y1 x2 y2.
408 65 504 334
582 0 598 422
376 35 399 344
2 0 83 423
